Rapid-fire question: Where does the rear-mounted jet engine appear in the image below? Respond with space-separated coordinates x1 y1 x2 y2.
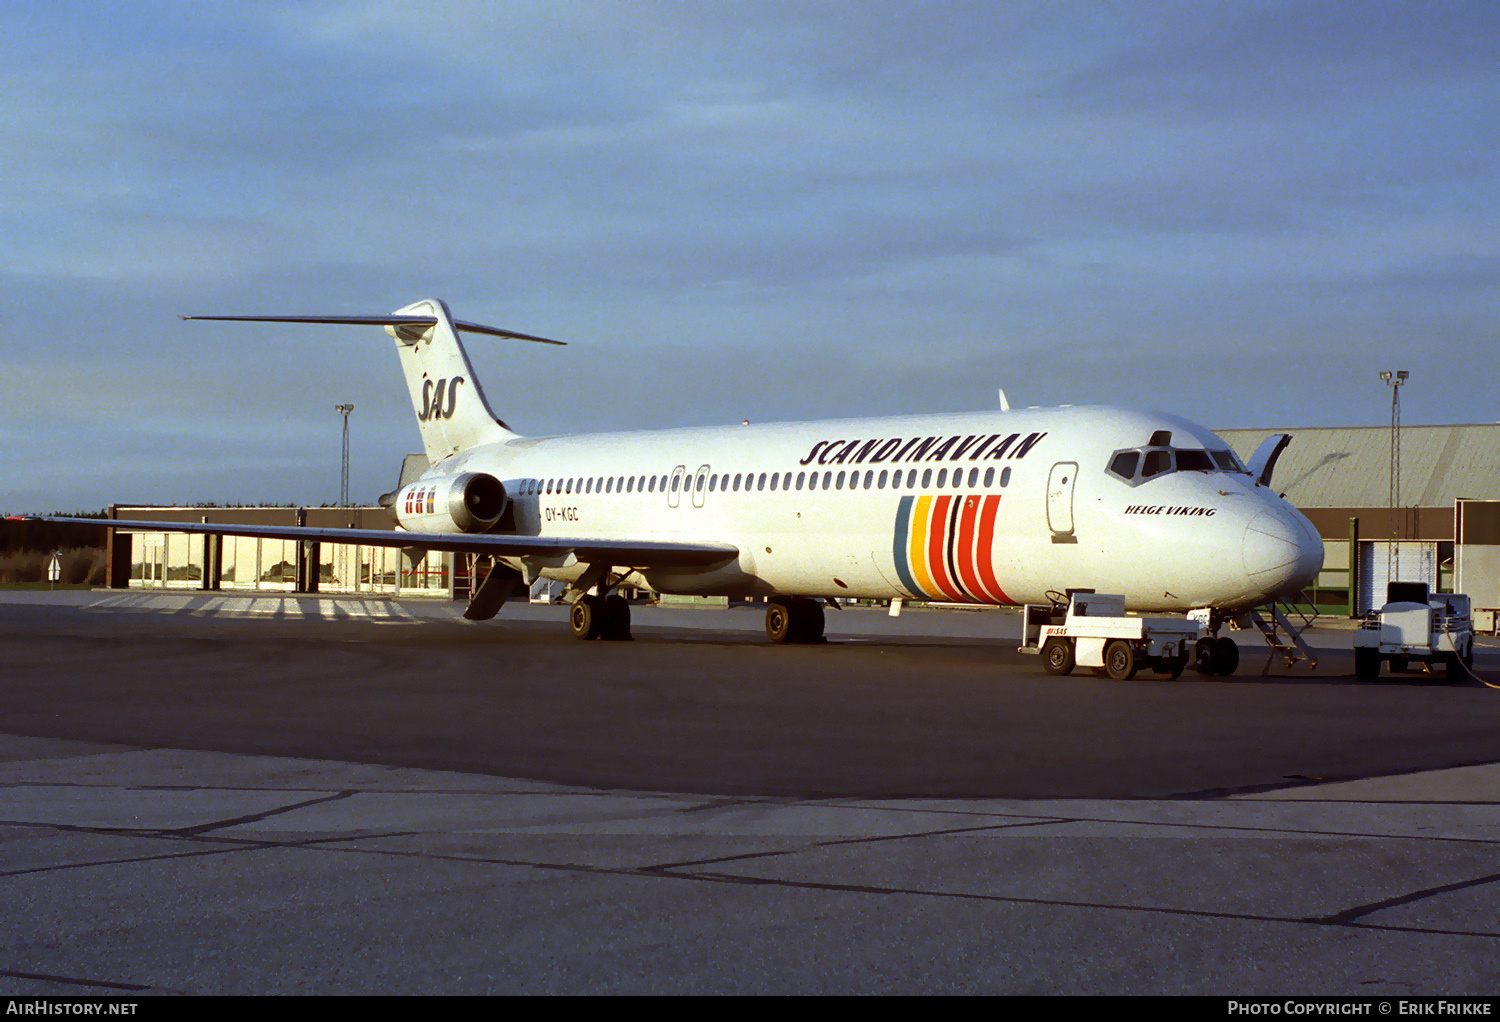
395 472 507 533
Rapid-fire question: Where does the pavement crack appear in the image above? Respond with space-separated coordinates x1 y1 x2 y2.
0 968 158 992
162 789 358 837
639 817 1076 872
1307 870 1500 925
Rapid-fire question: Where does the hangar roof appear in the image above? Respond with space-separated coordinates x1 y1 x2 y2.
1216 424 1500 508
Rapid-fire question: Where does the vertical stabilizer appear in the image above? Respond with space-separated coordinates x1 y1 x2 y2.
387 298 515 460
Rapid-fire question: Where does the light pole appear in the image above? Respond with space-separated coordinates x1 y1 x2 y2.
1379 371 1408 586
335 404 354 506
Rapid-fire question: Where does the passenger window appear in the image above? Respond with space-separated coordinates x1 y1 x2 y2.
983 467 994 487
936 468 947 487
968 467 978 487
808 472 818 491
1000 467 1011 487
823 471 832 489
796 471 805 490
921 469 932 488
835 471 844 489
770 473 779 491
907 469 918 488
878 470 888 489
757 472 767 490
696 474 706 492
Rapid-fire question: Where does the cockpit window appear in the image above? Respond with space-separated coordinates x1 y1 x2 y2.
1176 449 1214 472
1210 449 1244 472
1109 451 1139 479
1106 433 1249 487
1141 449 1172 478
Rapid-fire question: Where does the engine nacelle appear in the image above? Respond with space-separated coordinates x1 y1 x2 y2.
396 472 507 534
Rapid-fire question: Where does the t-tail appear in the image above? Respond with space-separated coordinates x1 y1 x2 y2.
183 298 564 462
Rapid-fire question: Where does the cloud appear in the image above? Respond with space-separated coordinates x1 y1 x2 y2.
2 1 1497 509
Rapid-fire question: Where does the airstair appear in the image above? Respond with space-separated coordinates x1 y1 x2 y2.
1249 594 1319 672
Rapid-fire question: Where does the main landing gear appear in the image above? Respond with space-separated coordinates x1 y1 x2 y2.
765 596 825 644
569 593 633 641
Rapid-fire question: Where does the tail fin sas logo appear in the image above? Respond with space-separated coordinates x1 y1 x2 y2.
893 494 1012 604
419 377 465 421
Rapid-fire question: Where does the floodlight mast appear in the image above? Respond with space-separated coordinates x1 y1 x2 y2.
335 404 354 506
1381 371 1408 587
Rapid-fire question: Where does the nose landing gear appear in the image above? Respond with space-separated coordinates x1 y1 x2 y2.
1189 608 1242 676
1193 635 1240 676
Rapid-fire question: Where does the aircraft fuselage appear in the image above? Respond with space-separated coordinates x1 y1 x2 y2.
398 404 1323 613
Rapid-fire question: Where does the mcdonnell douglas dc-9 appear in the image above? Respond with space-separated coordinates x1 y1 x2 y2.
62 298 1323 673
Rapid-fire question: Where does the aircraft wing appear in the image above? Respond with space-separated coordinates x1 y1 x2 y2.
35 516 738 568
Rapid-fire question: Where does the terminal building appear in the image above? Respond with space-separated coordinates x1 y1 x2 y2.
106 423 1500 627
1217 424 1500 623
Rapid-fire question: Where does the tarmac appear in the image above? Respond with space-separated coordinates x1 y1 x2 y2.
1 589 1498 995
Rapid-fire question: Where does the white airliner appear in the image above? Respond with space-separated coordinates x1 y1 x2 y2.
71 298 1324 672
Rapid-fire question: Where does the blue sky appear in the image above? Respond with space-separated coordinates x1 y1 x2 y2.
3 1 1496 511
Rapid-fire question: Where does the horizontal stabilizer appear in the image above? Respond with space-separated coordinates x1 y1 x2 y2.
182 314 565 345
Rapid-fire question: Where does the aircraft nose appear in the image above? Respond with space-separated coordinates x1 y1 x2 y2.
1242 508 1324 600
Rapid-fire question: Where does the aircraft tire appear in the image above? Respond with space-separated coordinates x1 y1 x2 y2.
569 595 603 640
1213 636 1239 676
1104 640 1137 681
600 595 633 641
790 597 825 643
766 600 795 644
1041 637 1075 676
1354 647 1381 680
1193 637 1218 675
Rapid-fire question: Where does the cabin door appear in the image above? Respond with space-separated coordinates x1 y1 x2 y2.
1047 461 1078 544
